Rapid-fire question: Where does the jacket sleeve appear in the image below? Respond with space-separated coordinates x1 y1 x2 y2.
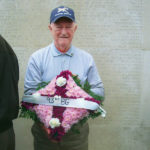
87 56 104 97
24 54 42 95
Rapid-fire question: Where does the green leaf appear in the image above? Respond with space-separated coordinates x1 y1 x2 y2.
36 82 49 90
19 106 39 121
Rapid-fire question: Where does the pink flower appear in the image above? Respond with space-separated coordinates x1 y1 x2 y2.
66 91 72 97
62 107 89 132
32 105 53 128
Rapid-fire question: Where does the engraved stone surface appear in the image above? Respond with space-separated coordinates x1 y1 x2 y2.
0 0 150 150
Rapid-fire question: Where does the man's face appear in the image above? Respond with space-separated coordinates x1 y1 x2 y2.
49 17 77 52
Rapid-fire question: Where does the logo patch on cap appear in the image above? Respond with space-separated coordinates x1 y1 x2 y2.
58 7 69 13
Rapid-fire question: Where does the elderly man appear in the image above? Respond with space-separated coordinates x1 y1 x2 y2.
24 6 104 150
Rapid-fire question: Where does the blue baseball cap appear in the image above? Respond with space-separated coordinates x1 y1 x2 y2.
50 6 75 23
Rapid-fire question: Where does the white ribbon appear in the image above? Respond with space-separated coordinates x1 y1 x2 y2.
22 95 106 117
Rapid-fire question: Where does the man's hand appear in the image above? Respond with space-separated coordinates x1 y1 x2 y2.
39 122 59 143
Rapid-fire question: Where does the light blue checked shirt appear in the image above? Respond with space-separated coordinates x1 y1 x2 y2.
24 43 104 96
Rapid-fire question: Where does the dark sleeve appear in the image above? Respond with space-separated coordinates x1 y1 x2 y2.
0 35 19 123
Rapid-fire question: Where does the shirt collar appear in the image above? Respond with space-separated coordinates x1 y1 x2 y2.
51 42 74 57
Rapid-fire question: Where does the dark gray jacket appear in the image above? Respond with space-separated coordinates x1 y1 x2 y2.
0 35 19 133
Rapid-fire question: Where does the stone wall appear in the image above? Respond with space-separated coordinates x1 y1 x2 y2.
0 0 150 150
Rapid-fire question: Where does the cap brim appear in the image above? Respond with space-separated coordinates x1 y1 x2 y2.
51 15 75 23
